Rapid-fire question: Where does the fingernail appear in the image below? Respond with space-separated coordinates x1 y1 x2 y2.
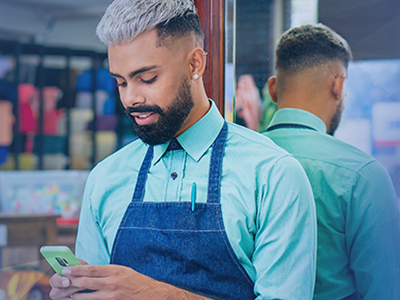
61 279 70 287
62 269 71 276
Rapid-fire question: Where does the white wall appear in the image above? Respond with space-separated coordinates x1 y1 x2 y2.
0 1 110 52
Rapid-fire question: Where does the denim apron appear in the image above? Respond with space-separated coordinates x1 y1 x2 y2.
110 122 255 300
267 123 360 300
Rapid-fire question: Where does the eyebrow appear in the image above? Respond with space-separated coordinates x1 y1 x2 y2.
110 65 159 79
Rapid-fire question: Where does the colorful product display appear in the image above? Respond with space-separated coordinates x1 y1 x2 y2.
0 170 89 218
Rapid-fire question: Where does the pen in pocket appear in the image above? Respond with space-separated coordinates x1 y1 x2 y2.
191 182 196 212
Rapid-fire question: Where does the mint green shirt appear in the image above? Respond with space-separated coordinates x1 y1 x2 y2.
76 101 317 299
264 108 400 300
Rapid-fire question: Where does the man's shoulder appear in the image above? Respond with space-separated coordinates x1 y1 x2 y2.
227 122 289 155
225 122 299 175
315 134 376 172
310 136 392 191
266 129 376 172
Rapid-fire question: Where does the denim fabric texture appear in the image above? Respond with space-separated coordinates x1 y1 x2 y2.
110 122 255 300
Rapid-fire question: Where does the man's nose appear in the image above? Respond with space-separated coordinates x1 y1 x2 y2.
123 86 145 108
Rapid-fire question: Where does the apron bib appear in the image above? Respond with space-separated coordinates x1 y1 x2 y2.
110 122 255 300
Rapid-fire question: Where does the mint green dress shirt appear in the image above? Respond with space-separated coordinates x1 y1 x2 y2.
76 101 317 299
264 108 400 300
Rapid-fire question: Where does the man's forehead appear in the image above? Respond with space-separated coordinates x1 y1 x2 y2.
108 31 169 59
108 31 189 76
109 29 192 56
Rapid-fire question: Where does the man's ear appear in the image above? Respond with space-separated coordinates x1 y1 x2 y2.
189 48 207 81
268 76 278 103
332 74 346 102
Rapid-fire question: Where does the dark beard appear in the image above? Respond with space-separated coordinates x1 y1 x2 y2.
328 102 343 136
124 76 194 146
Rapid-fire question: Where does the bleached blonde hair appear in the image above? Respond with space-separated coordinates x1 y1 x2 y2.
96 0 202 46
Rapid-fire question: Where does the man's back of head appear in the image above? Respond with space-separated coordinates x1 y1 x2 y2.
268 24 352 135
275 24 352 76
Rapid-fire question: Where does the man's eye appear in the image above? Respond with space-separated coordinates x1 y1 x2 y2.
141 76 157 84
117 81 126 87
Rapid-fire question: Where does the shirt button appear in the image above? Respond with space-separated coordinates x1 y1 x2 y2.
171 172 178 180
171 142 178 149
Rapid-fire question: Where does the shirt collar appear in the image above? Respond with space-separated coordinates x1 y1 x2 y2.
153 100 224 164
267 108 327 134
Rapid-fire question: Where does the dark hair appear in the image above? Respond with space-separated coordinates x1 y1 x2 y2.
276 24 352 73
156 10 204 46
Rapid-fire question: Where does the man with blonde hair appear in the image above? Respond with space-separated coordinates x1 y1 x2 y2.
49 1 317 299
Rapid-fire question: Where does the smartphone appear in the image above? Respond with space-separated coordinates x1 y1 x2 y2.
40 245 81 276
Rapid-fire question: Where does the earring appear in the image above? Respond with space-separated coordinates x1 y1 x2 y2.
202 52 208 56
193 74 199 80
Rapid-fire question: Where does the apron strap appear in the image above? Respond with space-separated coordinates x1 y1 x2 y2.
132 145 154 202
265 123 317 132
207 121 228 204
131 121 228 204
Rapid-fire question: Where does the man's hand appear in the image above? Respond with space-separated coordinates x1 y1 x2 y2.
49 259 90 300
49 260 210 300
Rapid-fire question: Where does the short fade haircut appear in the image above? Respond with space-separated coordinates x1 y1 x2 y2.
275 24 353 74
96 0 203 47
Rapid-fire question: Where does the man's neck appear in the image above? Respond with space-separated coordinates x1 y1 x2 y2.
278 96 330 133
175 94 210 137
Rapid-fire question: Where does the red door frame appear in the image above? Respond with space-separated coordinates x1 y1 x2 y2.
194 0 225 116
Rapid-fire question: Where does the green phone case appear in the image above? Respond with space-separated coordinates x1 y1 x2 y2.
40 245 81 276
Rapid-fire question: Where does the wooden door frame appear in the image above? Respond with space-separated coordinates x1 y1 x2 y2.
194 0 225 116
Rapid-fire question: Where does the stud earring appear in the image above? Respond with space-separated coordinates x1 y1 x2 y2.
193 74 199 80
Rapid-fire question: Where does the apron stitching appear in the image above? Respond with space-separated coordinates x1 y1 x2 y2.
119 227 224 232
128 202 220 205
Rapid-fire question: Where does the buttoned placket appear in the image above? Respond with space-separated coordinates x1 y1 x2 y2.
164 144 186 202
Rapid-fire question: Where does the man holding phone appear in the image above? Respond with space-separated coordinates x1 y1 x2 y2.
49 0 317 299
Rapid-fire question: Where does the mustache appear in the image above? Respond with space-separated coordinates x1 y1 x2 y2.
125 105 164 116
